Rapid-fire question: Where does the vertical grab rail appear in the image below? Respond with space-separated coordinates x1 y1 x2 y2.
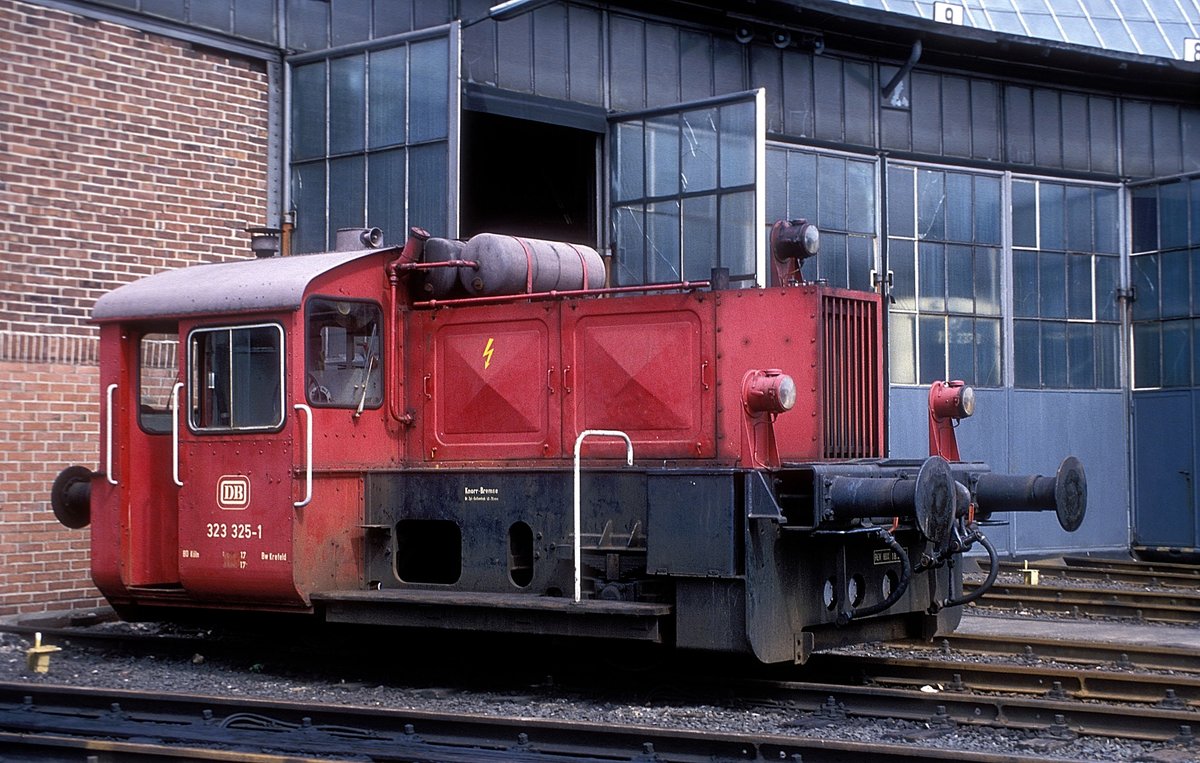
293 403 313 508
170 382 184 487
105 384 118 486
572 430 634 603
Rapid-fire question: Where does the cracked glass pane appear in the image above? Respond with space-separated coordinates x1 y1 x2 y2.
917 169 945 240
647 200 682 282
647 114 681 199
680 109 718 193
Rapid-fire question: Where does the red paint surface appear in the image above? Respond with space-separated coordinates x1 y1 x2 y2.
92 251 885 609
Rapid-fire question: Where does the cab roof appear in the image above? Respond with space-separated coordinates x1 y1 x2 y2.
92 248 388 322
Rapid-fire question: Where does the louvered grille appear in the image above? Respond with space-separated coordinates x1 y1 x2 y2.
821 294 883 459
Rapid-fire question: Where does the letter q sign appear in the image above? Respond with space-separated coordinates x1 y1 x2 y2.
934 2 964 26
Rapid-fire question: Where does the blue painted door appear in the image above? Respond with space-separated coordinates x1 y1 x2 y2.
1131 391 1196 548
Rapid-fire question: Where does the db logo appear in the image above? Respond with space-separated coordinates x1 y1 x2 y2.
217 475 250 510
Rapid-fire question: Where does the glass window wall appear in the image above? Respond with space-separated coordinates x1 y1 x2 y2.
887 164 1121 390
887 165 1003 387
289 34 451 253
1131 175 1200 388
610 94 762 286
765 146 877 291
1011 178 1122 389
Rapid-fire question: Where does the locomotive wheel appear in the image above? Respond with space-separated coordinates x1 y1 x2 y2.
51 465 93 529
914 455 956 551
1054 456 1087 533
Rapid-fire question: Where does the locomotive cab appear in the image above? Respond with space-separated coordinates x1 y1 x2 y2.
53 224 1087 663
75 245 397 616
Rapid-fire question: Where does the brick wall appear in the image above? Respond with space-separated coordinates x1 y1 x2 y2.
0 0 270 616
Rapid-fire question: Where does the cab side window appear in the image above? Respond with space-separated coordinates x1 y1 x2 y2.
138 332 179 434
189 324 284 431
305 299 383 410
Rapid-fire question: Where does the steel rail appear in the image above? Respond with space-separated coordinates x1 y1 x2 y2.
1062 555 1200 577
998 560 1200 588
0 732 332 762
740 680 1198 743
965 582 1200 623
0 682 1082 763
801 652 1200 707
894 634 1200 674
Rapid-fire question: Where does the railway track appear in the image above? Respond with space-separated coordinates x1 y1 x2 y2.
0 681 1087 763
998 557 1200 588
1063 555 1200 578
736 675 1200 744
965 580 1200 623
801 651 1200 707
5 574 1199 762
11 618 1194 675
900 633 1200 674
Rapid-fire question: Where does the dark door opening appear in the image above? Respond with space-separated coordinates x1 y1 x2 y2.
460 111 597 245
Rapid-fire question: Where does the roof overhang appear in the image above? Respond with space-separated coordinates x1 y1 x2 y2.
624 0 1200 101
93 248 391 323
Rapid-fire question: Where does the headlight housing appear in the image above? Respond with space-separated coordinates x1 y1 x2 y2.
743 369 797 415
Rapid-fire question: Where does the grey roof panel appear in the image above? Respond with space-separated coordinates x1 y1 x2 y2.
832 0 1200 60
93 249 387 322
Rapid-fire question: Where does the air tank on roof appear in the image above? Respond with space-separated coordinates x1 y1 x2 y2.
419 237 468 298
460 233 605 297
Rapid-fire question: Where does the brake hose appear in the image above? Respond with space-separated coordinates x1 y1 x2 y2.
940 524 998 609
845 527 912 622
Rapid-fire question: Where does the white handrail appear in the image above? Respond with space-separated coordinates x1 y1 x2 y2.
170 382 184 487
572 429 634 603
293 403 313 508
105 383 118 486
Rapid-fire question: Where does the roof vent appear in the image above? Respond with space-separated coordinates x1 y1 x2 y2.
336 227 383 251
246 226 281 258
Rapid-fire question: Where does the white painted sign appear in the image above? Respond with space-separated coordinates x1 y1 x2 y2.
1185 38 1200 63
934 2 964 26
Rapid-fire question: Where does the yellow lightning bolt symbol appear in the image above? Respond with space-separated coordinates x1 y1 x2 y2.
483 337 495 369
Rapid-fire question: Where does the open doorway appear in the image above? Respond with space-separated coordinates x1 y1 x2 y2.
459 111 597 245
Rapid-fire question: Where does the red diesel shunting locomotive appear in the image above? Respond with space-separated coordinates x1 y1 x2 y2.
51 222 1086 663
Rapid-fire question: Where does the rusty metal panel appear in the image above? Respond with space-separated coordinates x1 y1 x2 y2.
176 433 302 605
715 287 823 462
562 293 715 460
645 473 738 576
417 303 557 461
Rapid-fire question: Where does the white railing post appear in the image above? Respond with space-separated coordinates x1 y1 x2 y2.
170 382 184 487
293 403 313 508
105 383 118 486
572 429 633 603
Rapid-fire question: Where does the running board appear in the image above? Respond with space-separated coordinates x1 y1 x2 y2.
125 584 190 598
311 590 670 642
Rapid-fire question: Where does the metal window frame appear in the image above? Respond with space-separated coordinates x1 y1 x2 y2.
1008 171 1126 390
285 23 459 249
765 140 882 291
187 322 287 433
1127 170 1200 390
886 158 1008 388
608 88 767 287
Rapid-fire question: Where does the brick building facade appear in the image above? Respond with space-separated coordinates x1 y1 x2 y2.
0 0 269 616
